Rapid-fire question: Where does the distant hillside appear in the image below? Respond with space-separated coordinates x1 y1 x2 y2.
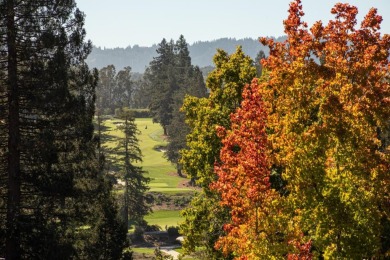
86 36 287 73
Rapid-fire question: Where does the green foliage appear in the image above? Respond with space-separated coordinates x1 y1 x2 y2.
180 193 231 260
115 107 151 118
167 226 180 237
180 46 256 259
145 35 207 173
181 46 257 188
97 65 135 113
116 112 151 228
80 182 130 259
0 1 127 258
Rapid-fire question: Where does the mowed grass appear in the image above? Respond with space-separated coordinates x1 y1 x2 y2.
144 210 182 228
99 117 195 229
99 117 194 193
131 247 155 254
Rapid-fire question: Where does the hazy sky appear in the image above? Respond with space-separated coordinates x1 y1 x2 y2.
76 0 390 48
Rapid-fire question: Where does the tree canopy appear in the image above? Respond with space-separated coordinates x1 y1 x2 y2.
180 46 256 258
0 1 127 258
202 0 390 258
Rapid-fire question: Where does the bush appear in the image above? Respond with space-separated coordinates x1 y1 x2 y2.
144 224 162 232
132 226 145 242
166 226 180 238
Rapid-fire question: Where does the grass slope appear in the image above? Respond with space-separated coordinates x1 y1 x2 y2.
99 117 196 228
101 117 192 193
144 210 182 228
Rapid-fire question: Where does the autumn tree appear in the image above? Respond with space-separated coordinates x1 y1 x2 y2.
211 79 287 259
259 0 390 258
180 46 256 258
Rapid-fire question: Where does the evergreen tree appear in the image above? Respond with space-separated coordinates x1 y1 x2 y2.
147 38 176 135
164 37 207 176
175 35 192 85
254 50 266 77
116 111 150 229
0 1 127 258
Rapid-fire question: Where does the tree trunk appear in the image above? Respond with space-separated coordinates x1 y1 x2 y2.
124 116 129 230
6 0 21 258
177 163 183 177
163 125 168 136
124 178 129 230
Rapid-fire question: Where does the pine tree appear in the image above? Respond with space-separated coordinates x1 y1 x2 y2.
254 50 266 77
147 38 176 136
116 111 150 229
164 37 207 176
0 1 127 258
145 36 207 175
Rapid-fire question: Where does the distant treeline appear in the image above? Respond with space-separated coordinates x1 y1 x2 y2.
86 36 287 73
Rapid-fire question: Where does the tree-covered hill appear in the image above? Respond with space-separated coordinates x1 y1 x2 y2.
86 36 286 73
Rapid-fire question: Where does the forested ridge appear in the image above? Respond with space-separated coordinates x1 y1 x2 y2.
1 0 389 259
86 36 286 73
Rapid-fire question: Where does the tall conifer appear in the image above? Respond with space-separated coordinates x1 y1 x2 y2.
0 1 127 258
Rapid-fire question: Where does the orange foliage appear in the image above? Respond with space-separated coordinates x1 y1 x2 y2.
211 79 281 258
260 0 390 258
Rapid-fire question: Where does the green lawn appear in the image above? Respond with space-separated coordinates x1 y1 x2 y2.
131 247 155 254
99 117 192 194
98 117 196 230
144 210 182 228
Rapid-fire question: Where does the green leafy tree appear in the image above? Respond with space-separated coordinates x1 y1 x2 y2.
96 64 116 113
180 46 256 259
115 66 134 108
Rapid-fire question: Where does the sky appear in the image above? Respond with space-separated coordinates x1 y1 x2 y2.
76 0 390 48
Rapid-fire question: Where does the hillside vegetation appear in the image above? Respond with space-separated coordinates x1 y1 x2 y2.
86 36 286 72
